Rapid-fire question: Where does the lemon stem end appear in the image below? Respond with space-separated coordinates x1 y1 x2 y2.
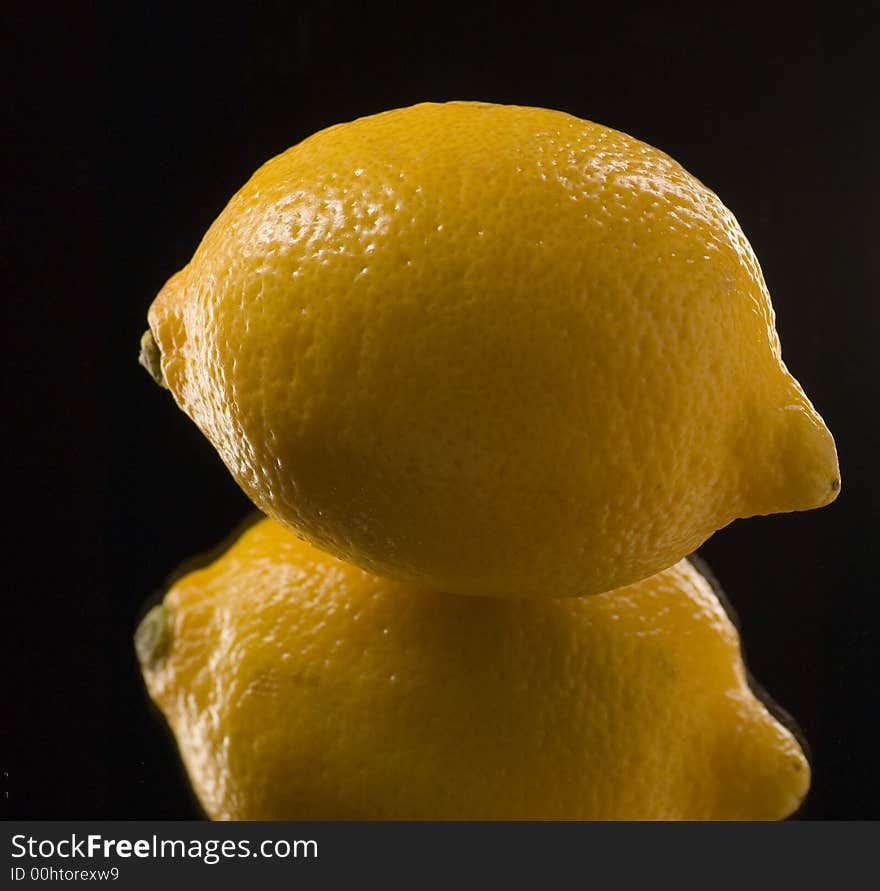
139 329 167 389
135 603 172 670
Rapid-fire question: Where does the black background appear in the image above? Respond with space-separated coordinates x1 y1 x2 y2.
4 2 877 819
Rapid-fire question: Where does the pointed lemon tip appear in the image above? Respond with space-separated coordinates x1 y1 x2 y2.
760 715 812 821
748 383 840 516
822 470 842 506
784 408 840 511
787 750 812 818
714 691 812 820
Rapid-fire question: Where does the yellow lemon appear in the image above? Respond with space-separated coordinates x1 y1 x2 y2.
137 516 810 821
144 101 838 599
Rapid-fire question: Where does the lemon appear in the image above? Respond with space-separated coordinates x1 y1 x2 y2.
144 101 839 599
137 516 810 821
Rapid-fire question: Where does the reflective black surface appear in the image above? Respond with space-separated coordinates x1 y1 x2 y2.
4 1 877 818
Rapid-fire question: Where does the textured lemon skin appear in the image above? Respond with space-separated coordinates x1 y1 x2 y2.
139 517 810 821
148 101 838 598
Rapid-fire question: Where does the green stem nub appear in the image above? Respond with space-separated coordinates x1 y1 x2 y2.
138 329 167 389
135 603 172 670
